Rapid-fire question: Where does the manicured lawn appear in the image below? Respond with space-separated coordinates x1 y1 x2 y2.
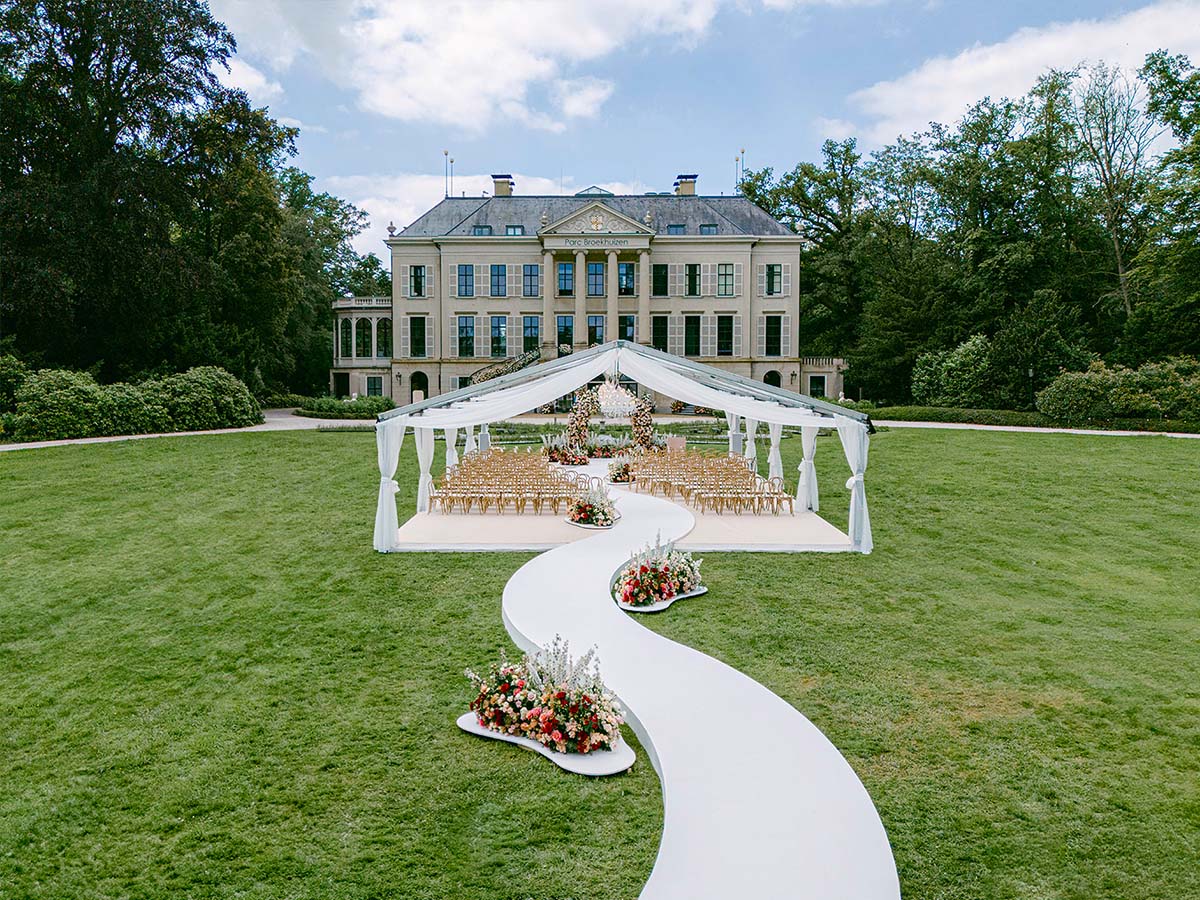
1 428 1197 899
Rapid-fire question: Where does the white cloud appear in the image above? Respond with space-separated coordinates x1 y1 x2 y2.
845 0 1200 145
218 57 284 105
813 116 857 140
325 172 651 256
554 77 617 119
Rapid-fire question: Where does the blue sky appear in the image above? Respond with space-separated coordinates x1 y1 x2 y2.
209 0 1200 254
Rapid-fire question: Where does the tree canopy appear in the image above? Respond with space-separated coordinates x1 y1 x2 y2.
0 0 387 394
743 54 1200 405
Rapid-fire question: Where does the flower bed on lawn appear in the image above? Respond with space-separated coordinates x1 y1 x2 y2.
567 487 617 527
608 460 633 483
466 637 625 755
613 536 703 607
545 445 589 465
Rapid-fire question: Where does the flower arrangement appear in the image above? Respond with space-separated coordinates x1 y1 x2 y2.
612 534 703 607
608 459 633 483
630 395 655 449
670 399 686 414
567 486 617 527
466 637 625 755
544 445 589 465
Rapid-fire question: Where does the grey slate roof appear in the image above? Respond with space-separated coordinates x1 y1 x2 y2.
397 195 794 237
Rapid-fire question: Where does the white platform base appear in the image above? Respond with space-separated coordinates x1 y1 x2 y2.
456 712 636 776
564 512 620 530
617 585 708 614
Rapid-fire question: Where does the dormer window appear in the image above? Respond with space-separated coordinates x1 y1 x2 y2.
699 224 718 235
506 225 524 236
667 224 685 235
472 225 492 236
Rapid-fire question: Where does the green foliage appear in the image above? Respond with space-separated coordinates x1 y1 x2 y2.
0 1 379 395
147 366 262 431
1037 357 1200 423
296 395 395 418
9 365 260 440
911 334 995 408
260 392 314 409
0 354 30 412
874 406 1051 427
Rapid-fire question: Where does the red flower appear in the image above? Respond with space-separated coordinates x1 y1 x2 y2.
499 683 509 693
555 690 566 701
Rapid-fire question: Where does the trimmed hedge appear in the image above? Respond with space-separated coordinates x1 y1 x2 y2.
259 392 313 409
8 366 261 442
295 395 394 419
873 406 1051 427
0 354 29 413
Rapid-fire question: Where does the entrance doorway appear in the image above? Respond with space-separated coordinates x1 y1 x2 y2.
333 372 350 397
763 370 782 388
410 371 429 402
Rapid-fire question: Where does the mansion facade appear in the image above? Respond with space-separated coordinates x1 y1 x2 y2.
330 174 844 408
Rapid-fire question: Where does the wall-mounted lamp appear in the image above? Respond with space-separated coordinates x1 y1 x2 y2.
394 372 403 384
790 371 798 384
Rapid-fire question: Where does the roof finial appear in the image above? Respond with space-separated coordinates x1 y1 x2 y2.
540 210 549 226
386 221 396 236
643 209 653 226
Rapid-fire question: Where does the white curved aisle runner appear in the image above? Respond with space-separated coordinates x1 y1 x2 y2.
501 462 900 899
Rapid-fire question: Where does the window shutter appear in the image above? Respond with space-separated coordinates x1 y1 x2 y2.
426 316 435 358
475 315 487 358
508 315 519 356
400 265 410 298
701 263 713 297
426 266 436 297
756 264 766 298
475 265 485 296
632 262 638 295
782 264 792 296
447 315 458 356
448 266 457 298
508 264 520 297
781 315 792 357
756 316 766 356
668 264 680 297
400 317 410 357
700 315 717 357
668 315 684 355
733 315 743 357
537 265 544 297
734 263 743 298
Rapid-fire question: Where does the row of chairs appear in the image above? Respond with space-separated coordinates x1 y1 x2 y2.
629 449 795 515
430 449 597 515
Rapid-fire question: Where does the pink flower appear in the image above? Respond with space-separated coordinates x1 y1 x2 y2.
551 729 563 742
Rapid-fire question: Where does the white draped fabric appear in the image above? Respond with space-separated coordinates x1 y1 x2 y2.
479 422 490 452
745 419 759 472
372 422 405 551
767 422 783 481
371 344 874 553
464 425 476 454
415 426 435 513
797 425 820 512
835 415 872 553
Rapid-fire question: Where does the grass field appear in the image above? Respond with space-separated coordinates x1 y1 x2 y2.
1 428 1198 899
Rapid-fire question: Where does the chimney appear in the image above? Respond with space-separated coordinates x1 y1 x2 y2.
491 174 514 197
673 173 698 196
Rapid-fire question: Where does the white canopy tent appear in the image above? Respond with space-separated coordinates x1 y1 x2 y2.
373 341 874 553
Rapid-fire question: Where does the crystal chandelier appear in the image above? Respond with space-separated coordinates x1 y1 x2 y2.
597 376 638 418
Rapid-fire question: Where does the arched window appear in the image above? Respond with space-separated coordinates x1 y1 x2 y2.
340 319 352 358
410 371 429 402
376 318 392 358
763 370 782 388
355 319 372 358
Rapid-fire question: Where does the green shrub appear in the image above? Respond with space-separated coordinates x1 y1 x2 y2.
101 382 172 436
12 369 110 440
911 334 995 408
296 395 394 419
147 366 262 431
260 392 314 409
11 366 261 441
1036 358 1200 423
874 406 1051 427
0 354 29 413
